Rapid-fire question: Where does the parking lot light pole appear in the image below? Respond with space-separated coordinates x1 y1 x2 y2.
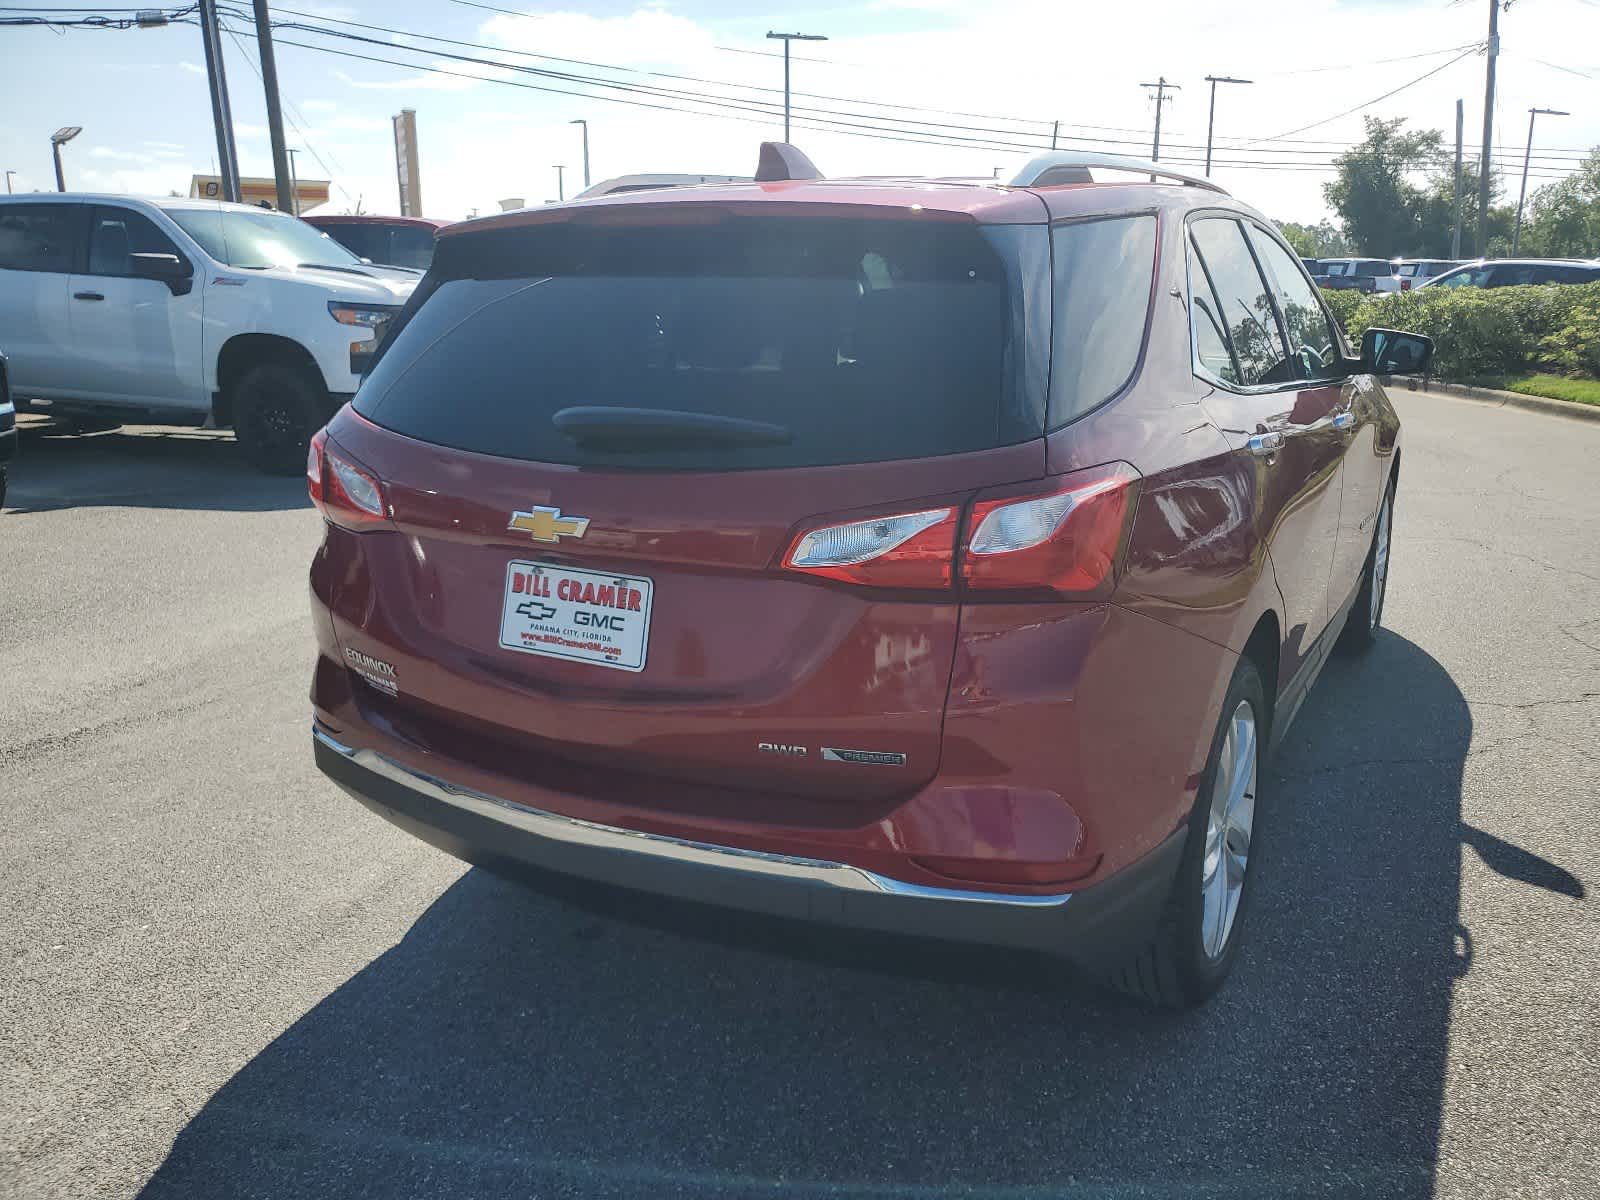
49 126 81 192
765 31 828 143
1513 107 1568 255
554 164 565 203
1202 76 1252 177
4 169 15 194
570 119 590 190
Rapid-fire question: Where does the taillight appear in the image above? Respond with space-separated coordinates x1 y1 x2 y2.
781 462 1140 598
784 507 957 588
961 461 1140 599
309 430 391 530
306 427 328 509
1401 278 1411 291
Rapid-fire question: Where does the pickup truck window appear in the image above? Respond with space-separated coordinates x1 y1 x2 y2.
88 207 183 277
0 204 78 273
168 207 362 270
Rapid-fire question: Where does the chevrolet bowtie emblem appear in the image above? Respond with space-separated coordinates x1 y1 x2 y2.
508 505 591 543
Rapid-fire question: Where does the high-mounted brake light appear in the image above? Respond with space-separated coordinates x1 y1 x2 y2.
962 462 1140 598
308 430 391 530
783 507 957 589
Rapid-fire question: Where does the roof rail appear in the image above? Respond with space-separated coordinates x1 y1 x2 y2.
1010 152 1230 195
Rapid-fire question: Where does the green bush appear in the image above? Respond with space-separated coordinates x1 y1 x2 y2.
1324 281 1600 383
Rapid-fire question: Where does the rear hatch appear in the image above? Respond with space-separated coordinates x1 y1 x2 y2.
322 208 1049 803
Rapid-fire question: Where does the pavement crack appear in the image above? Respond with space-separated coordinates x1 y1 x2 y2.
1466 692 1600 712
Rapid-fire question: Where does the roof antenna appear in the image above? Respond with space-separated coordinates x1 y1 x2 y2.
755 142 824 183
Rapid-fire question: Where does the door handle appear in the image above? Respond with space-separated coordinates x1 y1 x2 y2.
1248 431 1284 457
73 291 105 301
1331 411 1356 430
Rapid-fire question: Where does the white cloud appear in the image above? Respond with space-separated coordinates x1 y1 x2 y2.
178 61 205 75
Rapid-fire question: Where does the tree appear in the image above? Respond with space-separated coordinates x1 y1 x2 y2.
1323 117 1444 256
1518 147 1600 258
1278 219 1352 257
1414 158 1512 258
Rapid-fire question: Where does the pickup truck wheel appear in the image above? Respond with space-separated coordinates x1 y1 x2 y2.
233 362 323 475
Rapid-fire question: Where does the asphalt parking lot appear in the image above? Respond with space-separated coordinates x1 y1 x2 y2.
2 390 1597 1200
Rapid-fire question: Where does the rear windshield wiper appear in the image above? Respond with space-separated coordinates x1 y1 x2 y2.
552 407 792 449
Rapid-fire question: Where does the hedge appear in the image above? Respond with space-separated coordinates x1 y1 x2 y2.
1321 281 1600 383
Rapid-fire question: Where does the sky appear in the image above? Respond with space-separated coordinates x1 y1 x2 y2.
2 0 1598 224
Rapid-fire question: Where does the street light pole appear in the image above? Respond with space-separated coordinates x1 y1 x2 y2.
554 164 565 203
570 119 590 190
49 127 81 192
1202 75 1252 177
5 170 17 194
1513 107 1568 255
765 31 828 143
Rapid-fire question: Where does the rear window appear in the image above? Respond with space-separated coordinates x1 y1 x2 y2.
355 217 1047 470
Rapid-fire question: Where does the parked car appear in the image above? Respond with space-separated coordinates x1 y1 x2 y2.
1299 256 1323 278
303 214 449 271
1319 257 1394 292
1384 258 1461 292
0 349 13 510
0 194 419 472
1421 258 1600 289
308 145 1430 1008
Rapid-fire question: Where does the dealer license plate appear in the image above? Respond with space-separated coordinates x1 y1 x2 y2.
498 561 653 673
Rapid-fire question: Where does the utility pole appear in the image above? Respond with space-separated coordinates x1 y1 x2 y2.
1202 75 1252 176
765 31 828 143
4 170 14 194
1477 0 1500 257
197 0 240 202
554 164 565 203
1451 99 1465 259
287 148 301 215
1140 77 1180 161
1514 107 1568 254
570 119 590 190
1051 120 1059 150
251 0 295 214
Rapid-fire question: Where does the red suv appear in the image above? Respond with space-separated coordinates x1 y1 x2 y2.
308 146 1430 1007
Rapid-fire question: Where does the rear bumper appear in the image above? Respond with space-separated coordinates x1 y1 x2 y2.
313 723 1186 960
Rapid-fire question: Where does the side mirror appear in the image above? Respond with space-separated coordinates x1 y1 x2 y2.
130 251 194 297
1360 327 1433 376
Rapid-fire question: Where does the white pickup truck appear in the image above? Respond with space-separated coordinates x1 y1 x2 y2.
0 194 418 472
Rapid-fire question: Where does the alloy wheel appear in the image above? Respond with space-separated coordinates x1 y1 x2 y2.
1200 699 1257 960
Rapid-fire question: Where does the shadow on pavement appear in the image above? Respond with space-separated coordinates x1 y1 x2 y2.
2 420 307 515
135 633 1580 1198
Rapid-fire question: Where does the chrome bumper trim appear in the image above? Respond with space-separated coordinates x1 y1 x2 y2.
312 724 1071 910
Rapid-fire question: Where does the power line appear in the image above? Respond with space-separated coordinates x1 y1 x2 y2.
1253 44 1483 142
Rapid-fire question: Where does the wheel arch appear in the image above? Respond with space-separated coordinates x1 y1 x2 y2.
214 334 326 428
1240 609 1281 740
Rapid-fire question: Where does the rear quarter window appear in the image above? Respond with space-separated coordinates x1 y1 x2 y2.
1047 214 1157 426
355 217 1047 471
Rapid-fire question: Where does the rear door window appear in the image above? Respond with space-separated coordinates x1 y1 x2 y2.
1188 217 1293 387
0 203 79 273
1047 214 1156 425
356 217 1046 470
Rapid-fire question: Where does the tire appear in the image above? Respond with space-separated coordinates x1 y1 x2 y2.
232 361 325 476
1105 657 1267 1008
1336 478 1395 656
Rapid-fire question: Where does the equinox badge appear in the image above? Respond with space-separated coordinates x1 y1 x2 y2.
508 505 591 543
